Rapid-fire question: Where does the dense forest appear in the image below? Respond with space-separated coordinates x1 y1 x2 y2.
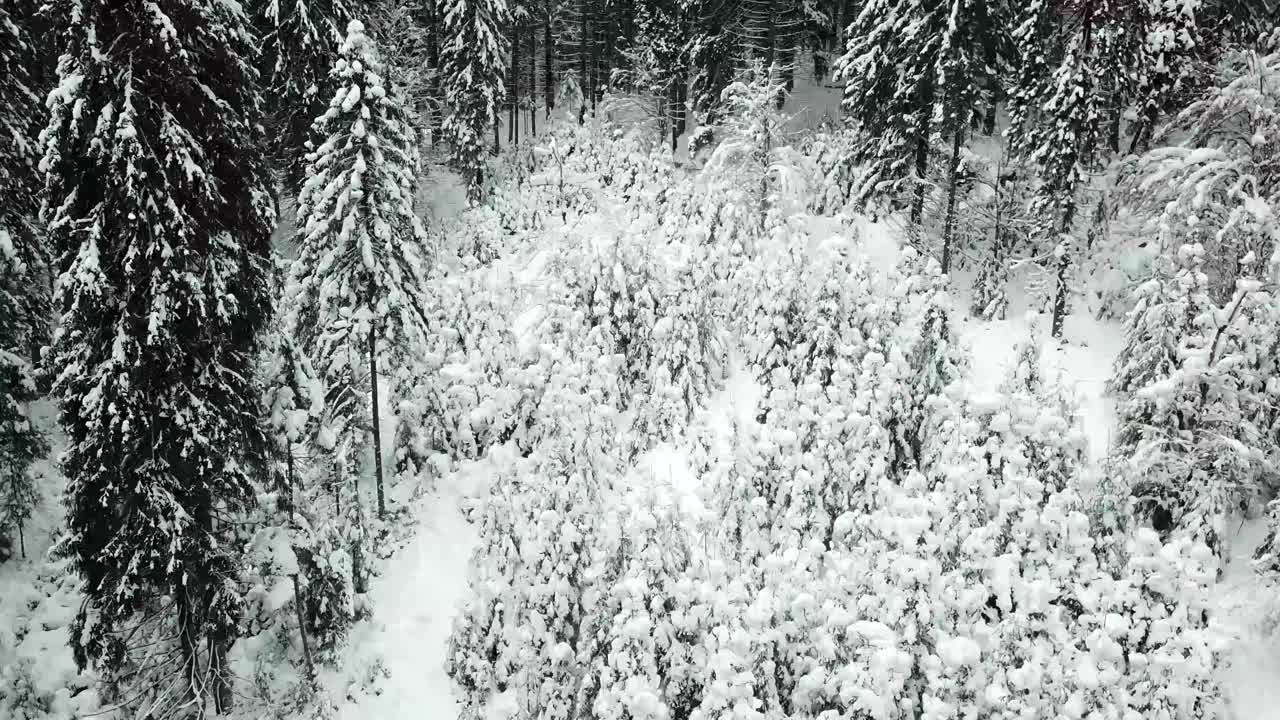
2 0 1280 718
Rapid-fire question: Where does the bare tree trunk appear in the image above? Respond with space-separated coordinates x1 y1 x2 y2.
283 448 315 681
509 18 519 144
369 329 386 519
669 78 679 153
589 13 598 114
427 2 442 146
291 575 314 675
834 0 845 56
545 2 555 117
1051 241 1070 338
977 0 998 134
578 0 589 122
209 635 232 713
1051 204 1076 339
941 127 963 273
529 24 538 136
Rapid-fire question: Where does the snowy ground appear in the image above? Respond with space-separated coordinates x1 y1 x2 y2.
326 480 477 720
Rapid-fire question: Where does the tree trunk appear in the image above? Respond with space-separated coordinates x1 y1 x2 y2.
669 76 680 154
369 329 386 519
578 0 589 122
976 0 998 135
834 0 846 57
941 128 963 274
177 589 202 712
284 448 315 681
545 3 555 117
509 19 519 144
1050 204 1076 339
352 531 367 594
426 2 442 145
209 634 233 713
910 71 934 225
1051 240 1070 338
589 15 599 114
292 575 314 679
529 24 538 136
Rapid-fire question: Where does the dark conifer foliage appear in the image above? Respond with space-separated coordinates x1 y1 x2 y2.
254 0 357 190
41 0 275 712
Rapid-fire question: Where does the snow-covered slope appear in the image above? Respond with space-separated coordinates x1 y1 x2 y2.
326 480 477 720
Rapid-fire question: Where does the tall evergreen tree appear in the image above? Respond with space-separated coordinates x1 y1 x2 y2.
0 0 47 560
285 20 432 521
441 0 511 202
253 0 356 190
41 0 275 712
835 0 1004 226
1009 0 1137 338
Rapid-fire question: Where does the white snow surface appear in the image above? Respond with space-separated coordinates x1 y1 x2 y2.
327 484 477 720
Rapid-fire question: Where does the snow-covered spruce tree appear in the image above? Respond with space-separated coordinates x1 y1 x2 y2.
285 20 432 521
1009 0 1136 338
698 61 809 252
41 0 275 712
633 247 724 449
837 384 1117 719
834 0 1004 226
248 325 358 676
615 0 690 153
0 0 46 562
970 157 1032 321
1112 243 1272 565
1128 0 1203 154
1108 246 1211 535
1120 45 1280 303
447 464 526 720
441 0 511 202
1003 331 1091 505
899 251 966 479
932 0 1006 272
511 445 621 720
591 486 699 720
253 0 355 189
1119 530 1222 718
0 300 43 558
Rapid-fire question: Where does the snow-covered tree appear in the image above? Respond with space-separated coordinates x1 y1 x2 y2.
1009 0 1138 338
448 464 526 720
253 0 355 188
699 61 809 251
285 20 433 519
899 252 966 477
1120 45 1280 302
513 448 620 720
441 0 511 202
0 0 45 562
634 246 724 448
613 0 690 152
591 487 697 720
41 0 276 711
1110 243 1272 565
1119 530 1223 719
834 0 1005 225
0 350 43 558
971 161 1030 320
1129 0 1204 153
